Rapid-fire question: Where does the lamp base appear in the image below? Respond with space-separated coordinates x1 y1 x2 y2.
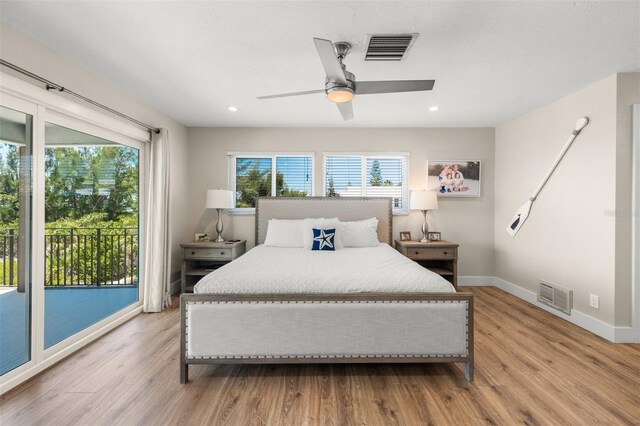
214 208 225 243
420 209 430 243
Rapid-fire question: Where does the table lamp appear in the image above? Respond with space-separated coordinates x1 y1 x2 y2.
206 189 235 242
410 190 438 242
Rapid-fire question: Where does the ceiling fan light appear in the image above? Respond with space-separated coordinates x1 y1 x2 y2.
327 88 354 103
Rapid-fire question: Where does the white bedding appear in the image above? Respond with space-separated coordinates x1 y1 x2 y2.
194 243 455 294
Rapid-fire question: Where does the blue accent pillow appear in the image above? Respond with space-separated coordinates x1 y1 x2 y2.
311 228 336 251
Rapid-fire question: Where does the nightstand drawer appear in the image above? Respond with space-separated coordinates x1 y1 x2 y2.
184 248 232 260
407 247 455 260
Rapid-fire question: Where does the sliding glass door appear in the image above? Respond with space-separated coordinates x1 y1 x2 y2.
0 104 33 376
43 122 141 349
1 77 148 391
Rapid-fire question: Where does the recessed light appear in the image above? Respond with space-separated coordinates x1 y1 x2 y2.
428 106 440 112
228 106 238 112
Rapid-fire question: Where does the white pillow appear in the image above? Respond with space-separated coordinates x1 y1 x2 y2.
302 217 342 250
337 218 380 247
263 219 303 247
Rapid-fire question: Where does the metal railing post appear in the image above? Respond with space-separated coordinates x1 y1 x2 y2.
8 229 15 289
96 228 101 287
70 228 74 286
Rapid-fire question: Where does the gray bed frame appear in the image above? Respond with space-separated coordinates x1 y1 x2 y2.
180 197 474 383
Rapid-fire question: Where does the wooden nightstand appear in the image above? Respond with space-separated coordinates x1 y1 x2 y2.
394 240 459 288
180 240 246 293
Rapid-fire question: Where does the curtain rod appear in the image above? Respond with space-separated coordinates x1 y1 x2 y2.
0 59 161 134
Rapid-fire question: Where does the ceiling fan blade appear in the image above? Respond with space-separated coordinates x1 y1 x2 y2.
313 38 347 85
257 89 325 100
356 80 435 95
336 101 354 121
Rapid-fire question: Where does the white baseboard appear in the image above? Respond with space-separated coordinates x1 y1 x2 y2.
492 277 619 342
170 279 181 295
458 276 495 286
458 275 638 343
614 326 639 343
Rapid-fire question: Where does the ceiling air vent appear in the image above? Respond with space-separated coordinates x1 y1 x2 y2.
364 34 417 61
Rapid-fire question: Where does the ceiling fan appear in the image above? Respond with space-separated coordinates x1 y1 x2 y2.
257 38 435 121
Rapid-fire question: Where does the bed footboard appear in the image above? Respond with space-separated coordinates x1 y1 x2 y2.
180 292 474 383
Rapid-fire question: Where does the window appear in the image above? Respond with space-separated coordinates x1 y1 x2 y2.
229 153 314 209
324 153 409 213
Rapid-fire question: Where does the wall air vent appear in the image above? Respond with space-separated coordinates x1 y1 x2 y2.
538 280 572 315
364 34 418 61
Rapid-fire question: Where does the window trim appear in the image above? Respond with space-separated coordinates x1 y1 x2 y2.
322 152 410 215
227 152 315 214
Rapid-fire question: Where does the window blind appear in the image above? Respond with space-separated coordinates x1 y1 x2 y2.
276 156 312 197
230 153 314 209
324 154 409 211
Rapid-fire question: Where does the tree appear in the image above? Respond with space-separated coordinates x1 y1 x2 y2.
327 175 337 197
103 147 139 220
276 172 307 197
235 160 309 207
369 160 382 186
44 146 138 222
235 160 272 208
0 145 19 225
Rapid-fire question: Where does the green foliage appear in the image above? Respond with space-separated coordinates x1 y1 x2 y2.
0 213 139 287
45 146 138 222
44 222 138 286
45 212 138 233
327 175 337 197
1 143 140 287
0 145 19 224
275 172 307 198
0 258 18 286
235 160 307 207
235 161 272 208
369 160 382 186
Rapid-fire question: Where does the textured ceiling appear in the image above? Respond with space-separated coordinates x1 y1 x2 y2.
0 1 638 127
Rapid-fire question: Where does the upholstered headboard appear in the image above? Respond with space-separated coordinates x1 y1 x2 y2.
255 197 393 245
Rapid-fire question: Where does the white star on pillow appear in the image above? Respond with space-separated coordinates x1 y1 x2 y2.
313 229 335 250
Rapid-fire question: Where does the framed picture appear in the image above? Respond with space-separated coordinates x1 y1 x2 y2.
195 233 209 242
399 231 412 241
428 160 481 197
427 231 441 241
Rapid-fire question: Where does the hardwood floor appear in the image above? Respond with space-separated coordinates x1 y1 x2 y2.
1 286 639 425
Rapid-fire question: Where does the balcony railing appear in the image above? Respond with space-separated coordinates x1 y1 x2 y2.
1 227 138 287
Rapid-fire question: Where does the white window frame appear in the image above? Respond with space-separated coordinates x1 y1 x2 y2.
322 152 410 215
228 152 315 214
0 72 148 395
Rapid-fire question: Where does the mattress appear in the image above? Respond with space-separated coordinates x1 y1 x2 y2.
194 243 455 294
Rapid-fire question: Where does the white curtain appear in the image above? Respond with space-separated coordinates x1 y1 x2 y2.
143 129 172 312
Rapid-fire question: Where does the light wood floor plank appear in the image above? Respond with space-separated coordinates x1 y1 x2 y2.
1 287 638 426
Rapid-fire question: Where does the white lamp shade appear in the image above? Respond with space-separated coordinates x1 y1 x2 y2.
410 190 438 210
206 189 234 209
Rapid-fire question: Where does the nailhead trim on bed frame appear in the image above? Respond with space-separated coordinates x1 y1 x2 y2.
184 299 470 360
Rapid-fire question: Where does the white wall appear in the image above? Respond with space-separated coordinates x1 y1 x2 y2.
187 127 495 276
615 73 640 325
0 23 191 282
495 73 639 326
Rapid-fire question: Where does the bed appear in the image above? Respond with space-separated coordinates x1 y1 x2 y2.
180 197 474 383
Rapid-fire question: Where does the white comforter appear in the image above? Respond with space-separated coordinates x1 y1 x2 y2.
194 243 455 294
